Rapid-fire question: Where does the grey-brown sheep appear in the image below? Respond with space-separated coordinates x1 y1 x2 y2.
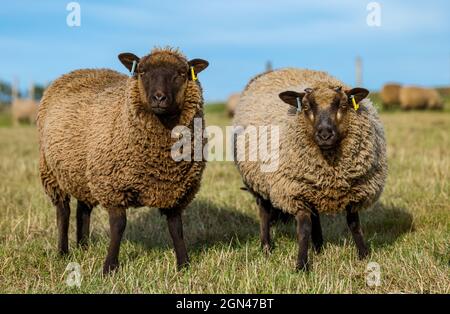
380 83 401 110
233 68 387 270
399 86 444 110
37 47 209 273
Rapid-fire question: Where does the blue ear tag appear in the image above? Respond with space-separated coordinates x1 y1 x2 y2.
296 97 302 112
130 60 137 76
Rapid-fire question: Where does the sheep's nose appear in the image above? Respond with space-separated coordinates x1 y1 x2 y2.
317 127 334 141
152 92 167 102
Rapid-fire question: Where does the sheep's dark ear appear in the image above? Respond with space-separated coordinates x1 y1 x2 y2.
345 87 369 103
188 59 209 75
279 91 305 107
118 53 140 72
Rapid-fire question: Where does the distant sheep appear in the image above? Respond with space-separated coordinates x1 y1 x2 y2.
233 68 387 270
37 47 209 274
399 86 444 110
426 88 445 110
11 83 38 125
380 83 401 110
226 93 240 117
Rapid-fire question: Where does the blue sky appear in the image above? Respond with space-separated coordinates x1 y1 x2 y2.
1 0 449 101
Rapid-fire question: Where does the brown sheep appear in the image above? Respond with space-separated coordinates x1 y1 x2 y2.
424 88 444 110
399 86 444 110
226 92 240 117
380 83 401 109
233 68 387 270
11 83 38 125
37 47 209 274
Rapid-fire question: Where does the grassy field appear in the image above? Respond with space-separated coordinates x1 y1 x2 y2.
0 103 448 293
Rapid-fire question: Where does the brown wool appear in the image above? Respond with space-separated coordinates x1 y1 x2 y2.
37 49 206 212
233 68 388 215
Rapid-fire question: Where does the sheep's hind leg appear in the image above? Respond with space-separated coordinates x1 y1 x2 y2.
346 208 370 259
162 208 189 270
54 195 71 255
296 211 312 271
256 196 273 255
76 200 93 248
103 209 127 274
311 208 323 253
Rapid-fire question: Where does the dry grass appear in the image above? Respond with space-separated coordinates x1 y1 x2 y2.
0 106 448 293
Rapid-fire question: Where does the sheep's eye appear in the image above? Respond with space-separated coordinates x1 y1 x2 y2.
303 100 314 111
174 72 186 81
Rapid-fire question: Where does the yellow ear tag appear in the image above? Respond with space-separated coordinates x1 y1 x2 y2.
351 95 359 111
190 66 197 81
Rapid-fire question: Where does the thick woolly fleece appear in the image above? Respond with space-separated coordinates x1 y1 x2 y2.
38 50 205 211
233 68 387 214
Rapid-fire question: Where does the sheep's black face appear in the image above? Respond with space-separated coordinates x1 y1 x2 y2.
139 63 188 116
118 52 209 117
306 89 343 150
279 86 369 152
312 107 341 150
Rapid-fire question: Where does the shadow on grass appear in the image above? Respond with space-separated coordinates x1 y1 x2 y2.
360 202 414 247
102 200 412 260
274 202 414 248
124 199 259 251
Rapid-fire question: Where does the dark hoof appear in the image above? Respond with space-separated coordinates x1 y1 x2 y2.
262 243 273 256
295 261 310 272
77 240 89 250
103 260 119 275
176 259 190 271
58 248 69 256
358 247 370 260
313 244 323 254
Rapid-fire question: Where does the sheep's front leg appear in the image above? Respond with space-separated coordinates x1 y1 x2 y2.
163 209 189 270
256 196 273 255
346 208 370 259
103 209 127 274
311 208 323 253
54 196 71 255
296 211 312 271
76 200 93 248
